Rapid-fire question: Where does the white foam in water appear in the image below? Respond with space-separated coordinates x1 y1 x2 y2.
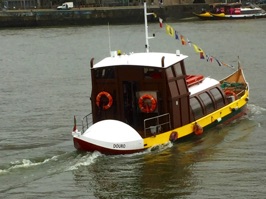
248 104 266 115
0 169 8 174
66 151 102 171
0 156 59 175
146 141 173 153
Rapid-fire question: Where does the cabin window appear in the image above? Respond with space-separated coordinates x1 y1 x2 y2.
199 92 215 114
144 68 162 79
190 97 204 120
210 88 225 109
95 68 115 79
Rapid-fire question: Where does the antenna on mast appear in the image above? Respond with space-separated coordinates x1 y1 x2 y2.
144 2 155 53
108 22 112 56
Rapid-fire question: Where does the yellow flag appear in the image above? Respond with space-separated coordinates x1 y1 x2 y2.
193 44 203 53
166 24 175 37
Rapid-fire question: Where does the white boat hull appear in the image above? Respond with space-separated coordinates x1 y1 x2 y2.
72 120 145 154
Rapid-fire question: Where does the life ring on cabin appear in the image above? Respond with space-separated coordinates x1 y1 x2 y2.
138 94 157 113
225 90 237 100
96 91 113 110
193 123 203 136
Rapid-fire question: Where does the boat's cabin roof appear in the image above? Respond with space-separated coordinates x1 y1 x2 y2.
92 52 188 69
189 77 219 96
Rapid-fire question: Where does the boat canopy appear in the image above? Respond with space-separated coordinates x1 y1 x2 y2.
92 52 188 69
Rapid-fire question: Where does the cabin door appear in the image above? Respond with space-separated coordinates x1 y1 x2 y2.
122 81 138 127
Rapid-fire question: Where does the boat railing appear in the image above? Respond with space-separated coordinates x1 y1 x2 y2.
236 90 245 98
143 113 171 137
82 113 93 133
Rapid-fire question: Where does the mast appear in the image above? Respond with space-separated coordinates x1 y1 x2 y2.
144 2 155 53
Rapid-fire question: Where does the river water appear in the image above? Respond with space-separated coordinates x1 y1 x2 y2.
0 18 266 198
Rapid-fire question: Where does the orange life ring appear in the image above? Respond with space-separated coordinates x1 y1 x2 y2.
96 91 113 110
225 90 237 100
193 123 203 136
138 94 157 113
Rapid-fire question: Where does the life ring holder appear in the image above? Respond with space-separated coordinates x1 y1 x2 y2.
225 89 237 100
138 94 157 113
96 91 113 110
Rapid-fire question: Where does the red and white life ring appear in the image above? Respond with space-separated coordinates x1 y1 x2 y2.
96 91 113 110
138 94 157 113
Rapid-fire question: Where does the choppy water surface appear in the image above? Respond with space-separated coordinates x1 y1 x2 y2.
0 18 266 198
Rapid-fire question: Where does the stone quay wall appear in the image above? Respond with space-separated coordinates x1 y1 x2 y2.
0 4 209 27
0 4 265 28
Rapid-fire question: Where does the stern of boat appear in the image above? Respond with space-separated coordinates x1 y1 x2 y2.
72 119 145 155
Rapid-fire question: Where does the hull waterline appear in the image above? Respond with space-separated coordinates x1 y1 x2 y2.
73 137 145 155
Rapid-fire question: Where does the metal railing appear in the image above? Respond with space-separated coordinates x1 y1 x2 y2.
143 113 171 137
82 113 93 133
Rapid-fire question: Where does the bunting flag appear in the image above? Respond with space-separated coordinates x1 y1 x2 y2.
221 62 234 68
180 35 186 45
193 44 203 53
159 17 163 28
175 30 179 40
166 24 175 37
206 54 209 62
206 54 213 62
215 57 222 66
200 52 205 59
187 38 192 47
157 19 233 68
73 116 77 132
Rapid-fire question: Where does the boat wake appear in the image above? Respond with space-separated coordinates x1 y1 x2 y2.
0 150 103 176
65 151 102 171
0 141 174 176
0 155 59 175
147 141 174 153
247 104 266 117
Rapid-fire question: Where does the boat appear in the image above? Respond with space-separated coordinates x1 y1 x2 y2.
72 2 249 155
212 3 266 19
194 2 266 20
193 11 214 20
193 3 226 20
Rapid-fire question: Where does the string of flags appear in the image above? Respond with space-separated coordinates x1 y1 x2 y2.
157 17 234 68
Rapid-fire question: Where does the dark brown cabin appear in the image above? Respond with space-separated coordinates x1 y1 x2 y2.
89 54 227 137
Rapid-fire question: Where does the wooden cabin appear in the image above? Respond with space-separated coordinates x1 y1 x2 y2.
89 52 228 138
